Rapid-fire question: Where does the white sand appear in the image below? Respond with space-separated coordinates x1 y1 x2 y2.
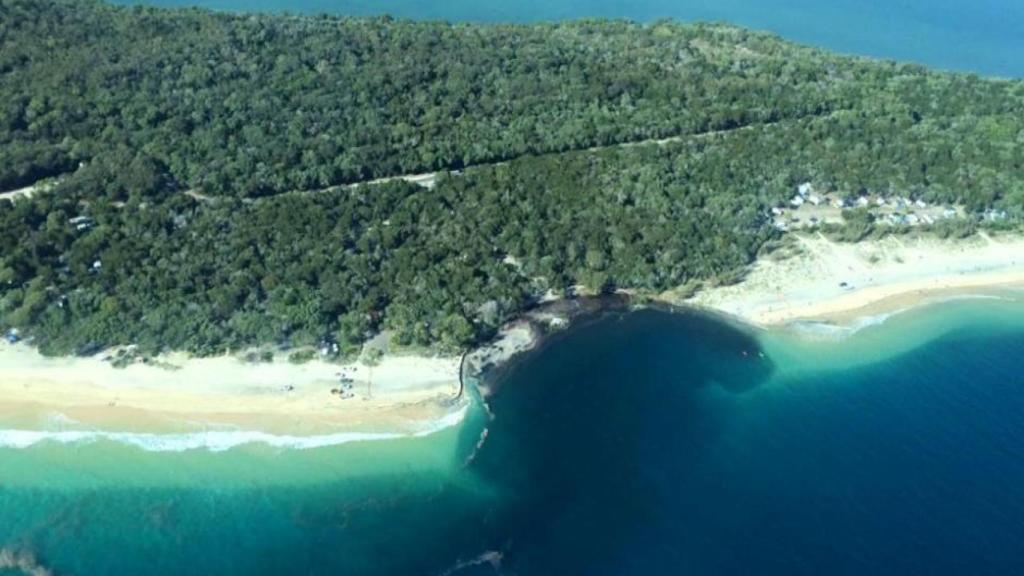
0 344 462 435
0 184 41 203
6 231 1022 436
687 232 1024 326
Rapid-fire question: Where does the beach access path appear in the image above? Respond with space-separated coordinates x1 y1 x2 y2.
0 184 40 203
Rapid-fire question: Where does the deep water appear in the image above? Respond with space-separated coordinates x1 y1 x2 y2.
114 0 1024 77
3 300 1024 575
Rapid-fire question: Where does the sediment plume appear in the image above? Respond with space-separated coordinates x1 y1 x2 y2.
440 550 504 575
0 547 56 576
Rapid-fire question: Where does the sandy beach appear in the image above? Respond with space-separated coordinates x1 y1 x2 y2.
687 232 1024 327
4 230 1023 440
0 295 550 442
0 344 463 437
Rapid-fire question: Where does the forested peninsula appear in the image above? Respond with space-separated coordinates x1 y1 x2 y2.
1 0 1023 357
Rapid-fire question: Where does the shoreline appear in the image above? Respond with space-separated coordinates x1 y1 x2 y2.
0 344 466 443
3 232 1023 445
0 299 579 446
685 232 1024 330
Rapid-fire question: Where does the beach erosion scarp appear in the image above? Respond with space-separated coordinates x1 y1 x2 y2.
0 296 585 452
4 232 1024 451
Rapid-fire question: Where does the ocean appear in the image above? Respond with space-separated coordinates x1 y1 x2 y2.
111 0 1024 78
6 3 1024 573
3 298 1024 575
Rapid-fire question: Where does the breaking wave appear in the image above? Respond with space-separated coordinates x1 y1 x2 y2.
787 309 904 340
0 404 468 452
787 293 1015 341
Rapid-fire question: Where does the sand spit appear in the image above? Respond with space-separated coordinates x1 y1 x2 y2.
687 232 1024 327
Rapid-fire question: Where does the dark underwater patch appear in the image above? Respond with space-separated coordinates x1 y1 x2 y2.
456 308 775 574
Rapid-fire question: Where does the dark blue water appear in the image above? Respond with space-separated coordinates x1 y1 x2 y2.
4 303 1024 575
115 0 1024 77
458 305 1024 575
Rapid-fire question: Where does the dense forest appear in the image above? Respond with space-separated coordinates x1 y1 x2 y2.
1 0 1022 356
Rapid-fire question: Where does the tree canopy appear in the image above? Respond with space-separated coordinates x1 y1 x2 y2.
1 0 1022 356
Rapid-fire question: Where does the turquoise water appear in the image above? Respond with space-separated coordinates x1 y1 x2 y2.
0 406 498 575
113 0 1024 77
3 297 1024 574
